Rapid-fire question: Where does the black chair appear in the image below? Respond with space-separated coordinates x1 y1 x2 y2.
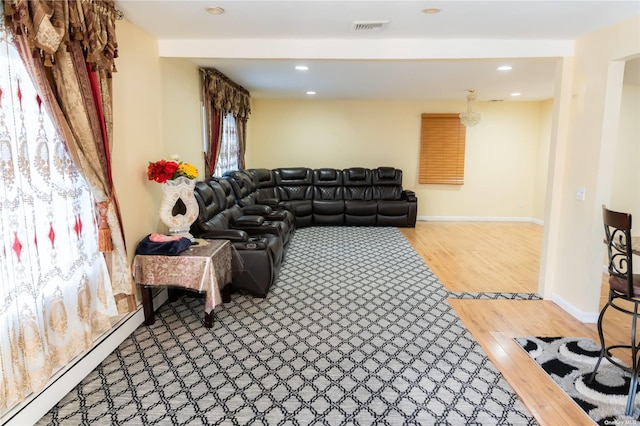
590 205 640 416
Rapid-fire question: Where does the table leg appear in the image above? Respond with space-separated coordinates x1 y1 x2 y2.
204 311 213 328
141 285 155 325
222 283 232 303
168 288 181 302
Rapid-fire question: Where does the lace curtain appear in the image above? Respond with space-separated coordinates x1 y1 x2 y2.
4 0 136 313
213 113 239 176
0 26 117 411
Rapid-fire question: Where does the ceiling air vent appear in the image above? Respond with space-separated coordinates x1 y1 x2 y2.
351 20 389 32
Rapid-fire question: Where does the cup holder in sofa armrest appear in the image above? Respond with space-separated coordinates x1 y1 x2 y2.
237 237 267 250
232 215 266 227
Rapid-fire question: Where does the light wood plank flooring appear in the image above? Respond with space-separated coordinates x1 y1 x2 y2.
400 221 633 426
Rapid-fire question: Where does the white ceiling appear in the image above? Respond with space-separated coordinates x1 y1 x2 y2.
116 0 640 101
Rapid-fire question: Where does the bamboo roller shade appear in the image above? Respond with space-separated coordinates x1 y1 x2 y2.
419 113 466 185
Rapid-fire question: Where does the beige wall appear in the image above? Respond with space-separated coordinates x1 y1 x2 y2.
611 84 640 216
248 98 550 220
160 58 205 177
112 23 204 251
544 15 640 318
111 19 164 255
533 99 553 220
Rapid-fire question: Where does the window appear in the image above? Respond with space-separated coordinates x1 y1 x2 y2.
419 113 466 185
213 113 239 176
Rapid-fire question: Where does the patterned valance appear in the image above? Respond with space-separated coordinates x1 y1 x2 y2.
3 0 121 72
200 68 251 119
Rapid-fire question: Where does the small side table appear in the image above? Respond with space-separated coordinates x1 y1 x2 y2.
133 239 232 328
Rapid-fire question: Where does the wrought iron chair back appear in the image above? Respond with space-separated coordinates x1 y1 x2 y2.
603 206 634 297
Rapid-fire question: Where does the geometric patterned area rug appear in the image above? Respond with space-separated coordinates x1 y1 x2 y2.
515 336 640 426
38 227 535 425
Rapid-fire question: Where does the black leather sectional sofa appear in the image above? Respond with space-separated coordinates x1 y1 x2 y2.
190 167 417 297
235 167 417 227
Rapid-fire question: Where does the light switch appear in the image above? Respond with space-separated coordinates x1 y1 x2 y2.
576 187 586 201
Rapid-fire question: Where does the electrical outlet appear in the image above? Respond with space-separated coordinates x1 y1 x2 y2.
576 187 586 201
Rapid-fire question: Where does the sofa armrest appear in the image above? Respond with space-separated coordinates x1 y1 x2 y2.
258 197 281 208
264 211 289 222
232 215 266 227
279 201 294 213
201 229 249 242
242 205 273 215
403 190 417 202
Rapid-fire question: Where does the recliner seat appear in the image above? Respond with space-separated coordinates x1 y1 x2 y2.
190 180 284 297
223 170 295 239
216 176 293 251
273 167 314 227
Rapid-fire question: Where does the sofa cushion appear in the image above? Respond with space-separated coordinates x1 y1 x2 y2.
345 200 377 215
378 201 409 215
313 200 345 214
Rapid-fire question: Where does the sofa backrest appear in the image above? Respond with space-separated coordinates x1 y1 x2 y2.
192 180 228 233
274 167 313 201
372 167 404 200
209 178 246 222
249 168 277 197
313 168 343 200
224 170 258 206
342 167 372 200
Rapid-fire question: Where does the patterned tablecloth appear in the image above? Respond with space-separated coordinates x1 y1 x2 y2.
133 239 232 313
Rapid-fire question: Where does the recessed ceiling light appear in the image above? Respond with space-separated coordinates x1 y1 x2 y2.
306 91 316 95
422 8 441 14
497 66 512 71
511 92 522 97
206 6 225 15
295 65 309 71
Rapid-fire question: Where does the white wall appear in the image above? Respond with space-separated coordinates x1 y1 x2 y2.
247 98 550 220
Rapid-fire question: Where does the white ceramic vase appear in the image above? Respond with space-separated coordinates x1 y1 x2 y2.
159 176 198 241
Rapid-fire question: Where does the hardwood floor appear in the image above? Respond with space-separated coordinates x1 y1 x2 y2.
400 221 633 426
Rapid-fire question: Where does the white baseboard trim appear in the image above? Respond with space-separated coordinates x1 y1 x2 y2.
551 293 599 323
417 216 544 225
1 290 167 426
